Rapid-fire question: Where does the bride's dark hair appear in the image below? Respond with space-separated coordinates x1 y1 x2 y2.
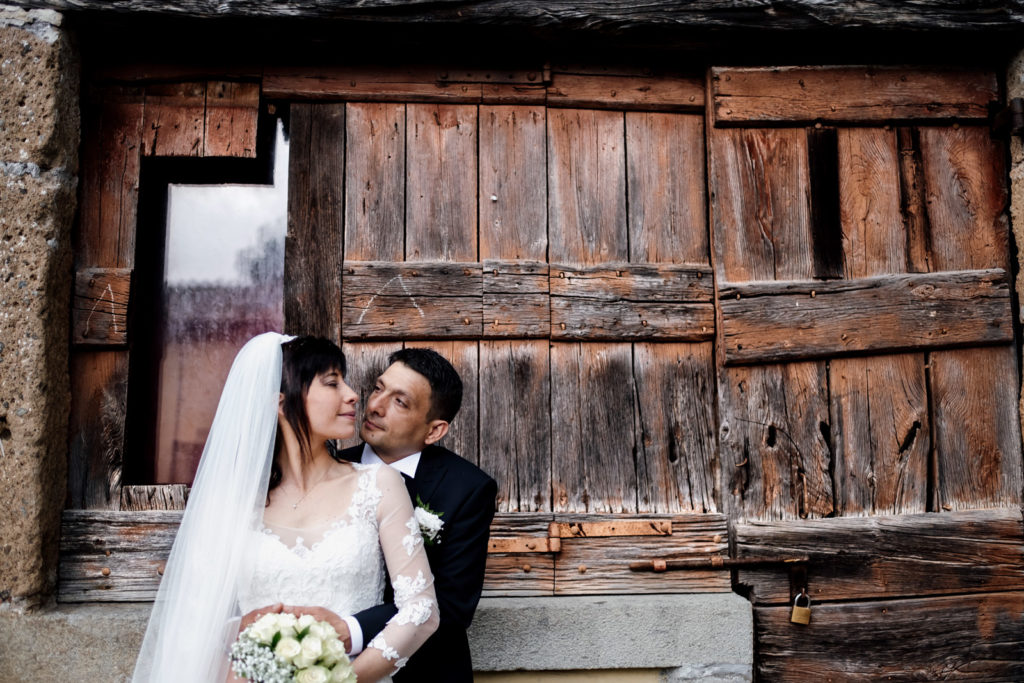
269 335 347 492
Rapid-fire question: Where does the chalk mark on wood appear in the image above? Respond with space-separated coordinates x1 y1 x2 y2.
355 275 426 324
84 283 119 339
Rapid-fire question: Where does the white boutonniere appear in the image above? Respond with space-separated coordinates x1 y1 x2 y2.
414 495 444 545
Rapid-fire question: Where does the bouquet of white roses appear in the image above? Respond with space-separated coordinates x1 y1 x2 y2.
230 612 357 683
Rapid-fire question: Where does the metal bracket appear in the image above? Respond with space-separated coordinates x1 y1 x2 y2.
990 98 1024 138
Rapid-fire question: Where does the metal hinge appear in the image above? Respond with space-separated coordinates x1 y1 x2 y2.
990 98 1024 137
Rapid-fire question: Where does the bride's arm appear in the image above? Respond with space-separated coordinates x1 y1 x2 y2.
352 465 440 681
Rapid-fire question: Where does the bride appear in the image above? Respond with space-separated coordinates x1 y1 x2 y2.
132 333 438 682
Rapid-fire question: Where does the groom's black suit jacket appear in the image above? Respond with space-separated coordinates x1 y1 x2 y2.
339 443 497 683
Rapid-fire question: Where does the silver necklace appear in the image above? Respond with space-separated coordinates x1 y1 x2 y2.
290 466 331 509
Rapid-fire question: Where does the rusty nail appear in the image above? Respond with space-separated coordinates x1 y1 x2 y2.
463 318 470 325
463 268 471 276
689 95 696 102
522 564 532 572
952 122 960 130
105 550 111 557
810 291 816 298
388 319 395 325
101 567 111 576
815 122 823 129
702 326 708 333
641 320 648 327
578 564 587 574
492 269 498 276
841 333 847 340
559 272 566 278
157 563 166 575
560 322 566 330
735 294 741 300
713 534 722 543
653 559 667 572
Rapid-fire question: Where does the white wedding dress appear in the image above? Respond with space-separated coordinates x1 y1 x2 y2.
237 462 438 683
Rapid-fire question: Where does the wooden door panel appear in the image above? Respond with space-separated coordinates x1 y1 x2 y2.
407 340 480 467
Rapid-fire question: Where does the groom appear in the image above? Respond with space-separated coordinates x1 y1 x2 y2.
338 347 497 682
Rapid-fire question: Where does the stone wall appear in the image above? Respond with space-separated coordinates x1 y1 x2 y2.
0 5 77 610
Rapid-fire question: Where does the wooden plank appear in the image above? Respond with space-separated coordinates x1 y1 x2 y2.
337 342 403 451
719 269 1013 364
626 112 707 263
551 343 637 513
718 361 834 521
479 341 551 512
203 80 259 157
633 343 717 513
554 514 730 594
405 104 477 261
76 86 144 268
550 263 714 301
72 268 131 347
479 105 547 261
897 127 932 273
547 108 627 266
344 102 405 262
711 66 998 125
142 81 205 157
341 262 482 339
547 73 704 111
829 354 929 516
483 513 555 597
406 341 479 466
931 347 1024 509
755 592 1024 682
67 351 128 510
553 519 672 537
285 103 345 342
708 127 813 282
735 509 1024 604
482 260 550 337
119 485 188 511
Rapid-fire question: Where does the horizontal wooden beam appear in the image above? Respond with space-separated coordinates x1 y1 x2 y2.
735 508 1024 604
719 268 1013 364
72 268 131 347
711 66 998 126
19 1 1024 33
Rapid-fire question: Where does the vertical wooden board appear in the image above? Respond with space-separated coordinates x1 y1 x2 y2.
626 113 707 264
142 82 205 157
483 514 555 596
931 347 1023 509
920 125 1010 272
286 103 344 342
829 354 929 516
337 342 402 451
406 341 479 466
708 127 813 282
479 341 551 512
548 109 627 266
406 104 478 261
633 343 717 513
76 87 144 268
344 103 405 262
838 127 905 277
551 343 637 513
718 361 833 521
203 81 259 158
897 127 932 273
67 351 128 509
479 105 547 260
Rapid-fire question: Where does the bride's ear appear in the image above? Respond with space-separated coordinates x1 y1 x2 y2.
278 392 285 416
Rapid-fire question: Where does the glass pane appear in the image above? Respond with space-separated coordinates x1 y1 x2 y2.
153 120 288 484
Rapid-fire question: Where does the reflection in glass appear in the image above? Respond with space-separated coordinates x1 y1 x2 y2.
153 121 288 484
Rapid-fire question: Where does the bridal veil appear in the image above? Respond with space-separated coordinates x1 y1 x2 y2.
133 332 292 682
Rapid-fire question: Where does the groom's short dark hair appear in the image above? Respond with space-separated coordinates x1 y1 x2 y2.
389 348 463 423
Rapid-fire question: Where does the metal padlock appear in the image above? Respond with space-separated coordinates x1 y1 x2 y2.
790 592 811 625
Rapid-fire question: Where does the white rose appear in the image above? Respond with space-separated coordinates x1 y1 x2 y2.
293 653 316 669
321 637 348 667
297 614 317 631
249 616 279 645
300 634 324 661
295 665 331 683
307 622 326 640
278 613 298 629
329 659 357 683
274 636 302 661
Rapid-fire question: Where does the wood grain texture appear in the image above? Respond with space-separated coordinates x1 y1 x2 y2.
547 73 703 111
931 347 1024 509
708 127 813 282
285 103 345 341
633 343 717 513
337 342 402 451
142 81 205 157
344 102 405 261
554 514 730 594
719 269 1013 364
735 508 1024 604
76 86 144 268
341 262 482 339
480 341 551 512
482 260 550 337
712 66 998 125
829 354 929 516
119 485 188 511
626 112 707 264
406 104 477 261
72 268 131 347
718 361 834 521
897 127 932 273
406 341 479 466
483 513 556 596
548 108 627 266
479 105 547 261
551 343 637 513
754 592 1024 682
203 81 259 157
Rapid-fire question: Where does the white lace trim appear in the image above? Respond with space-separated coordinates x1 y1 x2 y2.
368 634 400 661
350 463 383 523
402 516 422 556
393 570 428 605
394 597 435 626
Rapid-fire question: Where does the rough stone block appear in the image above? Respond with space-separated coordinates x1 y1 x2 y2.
0 7 79 171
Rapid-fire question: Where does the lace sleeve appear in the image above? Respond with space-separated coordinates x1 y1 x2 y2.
363 465 440 674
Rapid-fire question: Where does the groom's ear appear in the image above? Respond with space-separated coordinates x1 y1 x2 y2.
423 419 449 446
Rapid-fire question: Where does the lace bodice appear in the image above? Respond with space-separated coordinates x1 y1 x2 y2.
237 463 438 681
